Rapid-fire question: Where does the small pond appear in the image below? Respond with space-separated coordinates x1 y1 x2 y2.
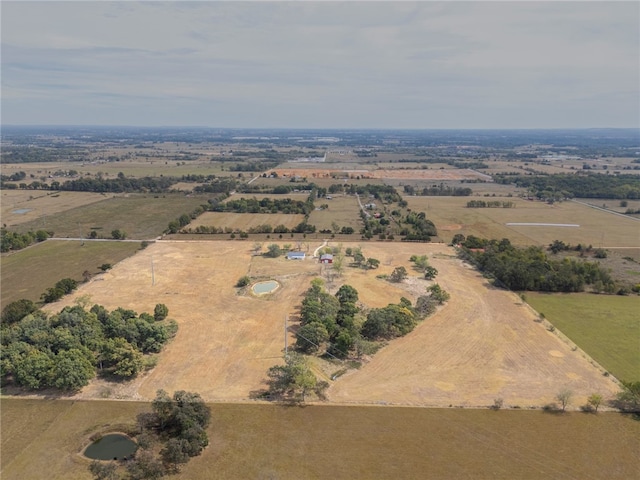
84 434 137 460
11 209 32 214
252 280 280 295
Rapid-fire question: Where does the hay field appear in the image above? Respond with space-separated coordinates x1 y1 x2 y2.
407 196 640 247
1 190 109 227
39 241 619 410
308 195 362 231
0 240 141 308
2 399 639 480
13 193 209 240
526 293 640 382
188 212 306 231
328 243 620 408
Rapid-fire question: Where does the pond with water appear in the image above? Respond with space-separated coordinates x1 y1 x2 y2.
252 280 280 295
84 434 137 460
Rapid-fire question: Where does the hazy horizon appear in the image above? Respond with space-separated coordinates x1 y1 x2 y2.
2 1 639 129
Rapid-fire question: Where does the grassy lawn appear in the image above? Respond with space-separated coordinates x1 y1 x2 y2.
0 240 142 308
2 399 639 480
13 193 211 240
526 292 640 382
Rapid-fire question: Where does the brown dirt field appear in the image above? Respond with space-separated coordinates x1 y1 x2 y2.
187 212 306 231
45 241 619 408
1 190 109 227
328 243 620 408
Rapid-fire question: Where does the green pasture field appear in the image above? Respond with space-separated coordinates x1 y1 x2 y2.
187 212 306 231
0 240 142 308
406 196 640 247
1 398 638 480
526 292 640 382
12 193 210 240
308 194 363 232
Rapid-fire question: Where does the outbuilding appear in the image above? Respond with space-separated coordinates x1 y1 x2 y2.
320 254 333 264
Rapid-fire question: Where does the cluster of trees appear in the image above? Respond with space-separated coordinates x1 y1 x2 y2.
547 239 607 258
1 302 177 390
41 277 78 303
227 160 279 172
53 175 178 193
211 197 313 215
326 183 403 203
495 173 640 199
466 200 515 208
265 352 328 402
294 278 448 361
90 390 211 479
458 236 616 293
1 228 50 252
400 211 438 242
193 178 238 194
404 184 473 196
409 255 438 279
165 205 207 234
344 247 380 269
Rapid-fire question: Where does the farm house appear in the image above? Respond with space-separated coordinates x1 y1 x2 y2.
286 251 306 260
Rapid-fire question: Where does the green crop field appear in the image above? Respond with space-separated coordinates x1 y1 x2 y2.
0 240 141 308
1 398 638 480
12 193 210 240
526 292 640 382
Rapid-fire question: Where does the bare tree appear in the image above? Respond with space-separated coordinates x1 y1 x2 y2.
556 389 573 412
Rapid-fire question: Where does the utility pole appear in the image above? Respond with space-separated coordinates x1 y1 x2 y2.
284 315 288 358
151 256 155 286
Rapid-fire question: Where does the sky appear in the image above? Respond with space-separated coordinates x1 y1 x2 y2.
1 1 639 129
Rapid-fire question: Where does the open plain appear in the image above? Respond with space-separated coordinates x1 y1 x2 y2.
42 241 620 409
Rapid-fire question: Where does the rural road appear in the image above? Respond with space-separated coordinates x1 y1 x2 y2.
570 198 640 222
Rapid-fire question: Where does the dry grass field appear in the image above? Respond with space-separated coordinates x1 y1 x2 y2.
1 190 109 227
308 195 363 232
0 240 142 308
187 212 306 231
2 398 639 480
407 196 640 247
0 159 231 181
39 241 619 410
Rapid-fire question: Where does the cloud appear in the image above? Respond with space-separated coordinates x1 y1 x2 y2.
1 1 638 128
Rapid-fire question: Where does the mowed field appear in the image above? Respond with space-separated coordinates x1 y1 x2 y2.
12 193 210 240
187 212 306 231
41 241 619 409
1 190 109 227
308 194 362 231
406 196 640 247
526 293 640 383
0 240 142 308
2 399 639 480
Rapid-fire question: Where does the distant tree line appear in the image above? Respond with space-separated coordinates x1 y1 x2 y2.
494 173 640 199
211 197 313 215
457 236 616 293
1 303 177 391
404 184 473 196
466 200 515 208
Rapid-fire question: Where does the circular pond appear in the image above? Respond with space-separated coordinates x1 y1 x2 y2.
252 280 280 295
84 434 137 460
